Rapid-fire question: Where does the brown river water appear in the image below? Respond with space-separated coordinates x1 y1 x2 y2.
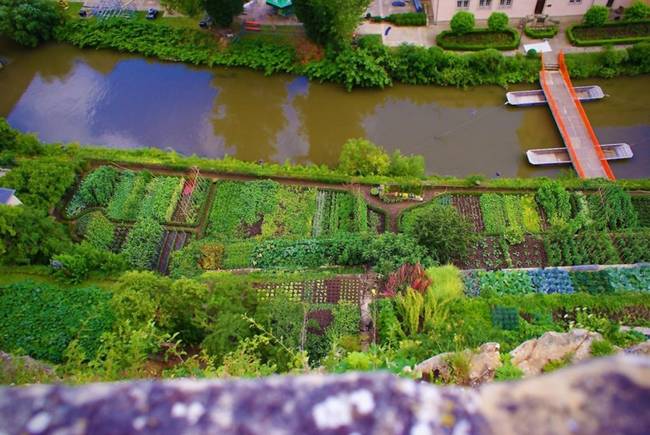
1 39 648 178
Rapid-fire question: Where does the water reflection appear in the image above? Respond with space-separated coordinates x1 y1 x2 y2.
1 39 648 178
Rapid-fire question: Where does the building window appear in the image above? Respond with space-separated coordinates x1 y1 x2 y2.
479 0 492 7
569 0 581 3
499 0 512 7
457 0 470 8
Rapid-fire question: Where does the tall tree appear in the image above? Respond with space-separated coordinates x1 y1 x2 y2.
203 0 242 27
293 0 370 47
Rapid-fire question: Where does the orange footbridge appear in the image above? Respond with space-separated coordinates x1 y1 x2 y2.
539 51 615 180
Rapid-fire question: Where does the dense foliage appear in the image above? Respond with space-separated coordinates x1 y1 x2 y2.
487 12 509 32
121 218 164 269
293 0 370 46
0 282 113 362
0 0 62 47
204 0 242 27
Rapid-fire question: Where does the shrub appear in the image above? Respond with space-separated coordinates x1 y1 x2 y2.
627 41 650 69
388 150 426 178
584 5 609 27
625 1 650 21
450 11 475 35
524 26 558 39
495 354 523 381
488 12 509 32
363 233 431 275
402 202 475 263
0 0 63 47
53 242 126 284
591 339 615 357
338 138 390 176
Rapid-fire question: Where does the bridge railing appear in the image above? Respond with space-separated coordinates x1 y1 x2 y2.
558 52 616 180
540 53 586 178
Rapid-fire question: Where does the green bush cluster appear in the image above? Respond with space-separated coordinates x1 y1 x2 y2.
524 25 559 39
567 20 650 46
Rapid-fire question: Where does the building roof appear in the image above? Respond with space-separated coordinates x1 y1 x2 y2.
266 0 292 8
0 187 16 204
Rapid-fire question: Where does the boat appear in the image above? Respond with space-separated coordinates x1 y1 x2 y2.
506 85 605 106
527 143 633 166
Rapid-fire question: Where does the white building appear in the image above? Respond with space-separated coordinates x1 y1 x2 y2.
429 0 636 23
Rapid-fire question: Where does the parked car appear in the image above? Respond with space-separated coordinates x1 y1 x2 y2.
145 8 159 19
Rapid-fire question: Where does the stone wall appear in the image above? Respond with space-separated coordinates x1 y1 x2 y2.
0 356 649 434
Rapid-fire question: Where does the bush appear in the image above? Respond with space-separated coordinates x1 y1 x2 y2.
388 150 426 178
0 0 62 47
488 12 509 32
338 138 390 176
450 11 475 35
524 25 559 39
590 339 615 357
402 202 475 263
625 0 650 21
53 242 127 284
584 6 609 27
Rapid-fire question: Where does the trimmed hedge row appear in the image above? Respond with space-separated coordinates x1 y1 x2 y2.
524 25 559 39
436 28 521 51
567 20 650 46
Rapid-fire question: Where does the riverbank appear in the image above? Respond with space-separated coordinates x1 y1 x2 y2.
52 18 650 91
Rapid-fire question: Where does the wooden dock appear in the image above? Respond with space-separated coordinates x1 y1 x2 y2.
539 52 615 180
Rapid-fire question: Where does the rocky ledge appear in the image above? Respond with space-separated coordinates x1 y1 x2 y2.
0 356 649 435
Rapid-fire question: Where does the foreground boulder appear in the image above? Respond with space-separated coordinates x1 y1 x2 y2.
0 356 648 434
415 342 501 385
510 329 602 376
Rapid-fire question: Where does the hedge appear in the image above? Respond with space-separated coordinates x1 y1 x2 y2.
524 25 559 39
386 13 427 27
436 28 521 51
567 20 650 46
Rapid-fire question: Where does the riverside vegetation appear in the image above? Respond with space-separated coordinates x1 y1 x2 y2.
1 119 649 384
1 0 650 90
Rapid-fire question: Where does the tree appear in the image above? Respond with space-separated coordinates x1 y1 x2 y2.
161 0 203 17
203 0 242 27
450 11 475 35
338 138 390 176
388 150 426 178
487 12 509 31
403 203 475 263
0 156 79 211
0 205 71 264
0 0 62 47
293 0 371 46
624 0 650 21
584 5 608 27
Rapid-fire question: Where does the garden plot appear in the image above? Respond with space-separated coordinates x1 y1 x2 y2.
632 196 650 227
509 236 547 269
66 166 185 224
206 180 316 240
479 194 541 235
171 177 211 225
451 195 484 232
312 189 375 237
454 236 508 270
156 230 192 274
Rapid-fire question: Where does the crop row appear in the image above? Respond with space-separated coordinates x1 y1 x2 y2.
207 180 376 242
463 266 650 296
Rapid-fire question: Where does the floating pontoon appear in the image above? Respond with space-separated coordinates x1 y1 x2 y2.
506 85 604 106
527 143 633 166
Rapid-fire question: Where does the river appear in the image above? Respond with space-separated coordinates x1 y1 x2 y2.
1 39 648 178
